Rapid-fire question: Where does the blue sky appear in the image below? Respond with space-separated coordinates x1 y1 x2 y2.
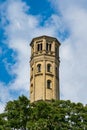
0 0 87 112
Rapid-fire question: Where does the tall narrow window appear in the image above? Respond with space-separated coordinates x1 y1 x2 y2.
46 43 51 51
37 44 40 51
37 43 42 51
37 64 41 72
46 43 49 51
47 64 51 72
47 80 51 89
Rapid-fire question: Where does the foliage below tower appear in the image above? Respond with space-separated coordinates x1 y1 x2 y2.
0 96 87 130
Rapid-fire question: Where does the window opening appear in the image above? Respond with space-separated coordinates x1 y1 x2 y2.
37 64 41 72
37 43 42 51
46 43 49 51
47 64 51 72
46 43 51 51
47 80 51 89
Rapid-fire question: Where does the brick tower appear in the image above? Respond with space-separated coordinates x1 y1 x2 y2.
30 35 60 102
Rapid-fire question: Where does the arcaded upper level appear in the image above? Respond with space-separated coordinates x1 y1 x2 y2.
30 35 61 59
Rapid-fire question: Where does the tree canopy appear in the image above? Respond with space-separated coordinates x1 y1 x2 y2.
0 95 87 130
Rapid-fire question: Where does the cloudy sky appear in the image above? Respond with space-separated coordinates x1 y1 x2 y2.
0 0 87 113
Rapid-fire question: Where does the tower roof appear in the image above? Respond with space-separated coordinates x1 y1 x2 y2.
30 35 61 46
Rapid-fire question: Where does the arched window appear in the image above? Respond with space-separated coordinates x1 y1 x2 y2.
47 64 51 72
37 64 41 72
47 80 51 89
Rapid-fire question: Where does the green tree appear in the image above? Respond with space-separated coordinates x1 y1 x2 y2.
0 113 10 130
1 96 87 130
4 95 30 130
27 100 87 130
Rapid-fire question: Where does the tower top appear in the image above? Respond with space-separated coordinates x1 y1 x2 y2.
30 35 61 46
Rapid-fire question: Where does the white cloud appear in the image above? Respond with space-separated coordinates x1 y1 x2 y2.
0 83 11 102
0 0 63 113
1 0 87 114
49 0 87 104
0 103 5 113
0 82 12 113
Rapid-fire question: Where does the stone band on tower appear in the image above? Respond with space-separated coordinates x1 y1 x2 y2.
30 35 60 102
